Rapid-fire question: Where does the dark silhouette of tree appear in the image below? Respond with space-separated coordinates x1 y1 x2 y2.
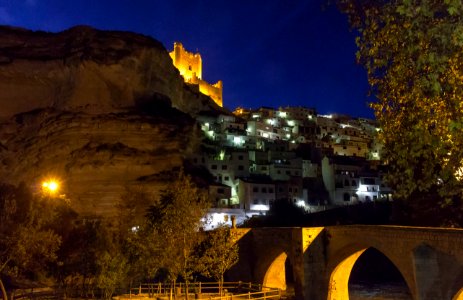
195 225 238 295
0 183 61 300
146 171 210 299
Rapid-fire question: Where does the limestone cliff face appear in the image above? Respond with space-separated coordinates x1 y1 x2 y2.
0 108 202 216
0 26 220 216
0 25 223 119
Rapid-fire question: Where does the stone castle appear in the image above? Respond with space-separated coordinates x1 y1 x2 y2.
170 42 223 107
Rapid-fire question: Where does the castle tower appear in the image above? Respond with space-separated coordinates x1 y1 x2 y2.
170 42 223 107
170 42 202 82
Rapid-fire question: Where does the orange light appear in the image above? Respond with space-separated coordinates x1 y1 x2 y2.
42 179 59 194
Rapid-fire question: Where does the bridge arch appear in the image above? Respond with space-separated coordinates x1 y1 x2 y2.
327 246 413 300
263 252 289 290
453 287 463 300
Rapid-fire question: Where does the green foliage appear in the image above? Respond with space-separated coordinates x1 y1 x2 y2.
0 183 62 299
55 218 131 299
338 0 463 225
195 225 238 285
95 246 127 299
146 170 211 282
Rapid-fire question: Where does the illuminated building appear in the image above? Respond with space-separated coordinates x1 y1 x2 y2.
170 42 223 107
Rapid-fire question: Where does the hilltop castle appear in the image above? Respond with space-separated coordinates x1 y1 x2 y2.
170 42 223 107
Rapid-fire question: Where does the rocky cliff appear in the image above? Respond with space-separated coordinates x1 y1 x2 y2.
0 26 222 216
0 25 224 119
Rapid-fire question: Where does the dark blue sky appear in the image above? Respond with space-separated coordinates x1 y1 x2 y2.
0 0 374 118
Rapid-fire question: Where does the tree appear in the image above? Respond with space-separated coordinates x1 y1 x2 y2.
196 225 238 296
146 170 210 297
0 183 61 300
116 186 162 286
94 223 128 300
338 0 463 225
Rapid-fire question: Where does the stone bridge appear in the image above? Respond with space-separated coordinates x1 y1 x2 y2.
228 226 463 300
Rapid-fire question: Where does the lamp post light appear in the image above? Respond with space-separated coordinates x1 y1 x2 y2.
42 180 59 195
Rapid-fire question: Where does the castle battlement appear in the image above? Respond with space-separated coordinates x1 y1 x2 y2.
170 42 223 107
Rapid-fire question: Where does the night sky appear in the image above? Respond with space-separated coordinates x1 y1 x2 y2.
0 0 374 118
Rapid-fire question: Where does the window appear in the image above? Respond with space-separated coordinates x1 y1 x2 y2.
238 165 244 171
344 179 349 187
253 187 258 193
224 176 230 181
222 165 228 170
262 166 268 170
289 187 292 192
286 170 291 175
269 188 274 193
253 199 259 204
238 155 244 160
262 187 267 193
279 187 283 192
217 188 224 194
193 158 198 163
343 193 350 202
211 165 217 170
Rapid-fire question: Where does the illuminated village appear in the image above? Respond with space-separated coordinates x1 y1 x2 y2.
170 43 391 228
1 22 462 300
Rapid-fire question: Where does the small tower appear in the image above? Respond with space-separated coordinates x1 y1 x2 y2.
170 42 223 107
169 42 202 83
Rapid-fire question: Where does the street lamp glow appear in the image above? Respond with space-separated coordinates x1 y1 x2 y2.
42 180 59 194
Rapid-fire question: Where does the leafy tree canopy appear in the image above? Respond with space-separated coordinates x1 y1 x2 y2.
338 0 463 225
146 170 211 282
195 225 238 285
0 183 62 299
